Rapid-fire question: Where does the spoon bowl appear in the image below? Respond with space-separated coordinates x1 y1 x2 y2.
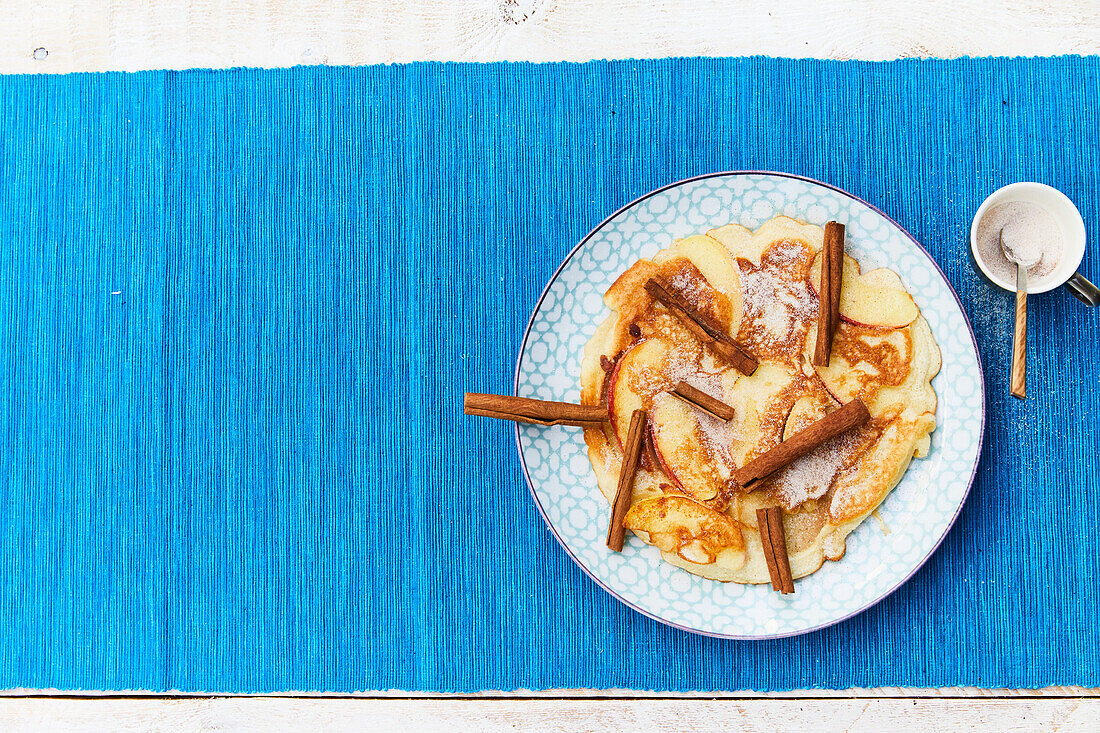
999 228 1042 270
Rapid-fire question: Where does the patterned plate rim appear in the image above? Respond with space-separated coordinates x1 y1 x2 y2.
512 170 987 640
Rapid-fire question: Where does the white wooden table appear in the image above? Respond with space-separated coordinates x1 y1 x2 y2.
3 2 1099 729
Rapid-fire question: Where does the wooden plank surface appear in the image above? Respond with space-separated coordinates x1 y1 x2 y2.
1 688 1098 731
1 695 1098 732
3 0 1099 74
2 686 1098 698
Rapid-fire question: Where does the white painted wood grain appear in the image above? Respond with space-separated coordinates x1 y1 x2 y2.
1 696 1098 732
3 0 1099 74
3 686 1099 698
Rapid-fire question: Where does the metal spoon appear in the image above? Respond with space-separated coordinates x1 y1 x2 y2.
1000 229 1041 399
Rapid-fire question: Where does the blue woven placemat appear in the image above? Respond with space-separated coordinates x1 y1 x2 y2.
0 56 1097 693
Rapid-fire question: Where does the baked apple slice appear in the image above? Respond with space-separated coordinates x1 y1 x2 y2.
624 495 745 567
649 393 730 501
656 235 743 335
607 338 670 447
781 394 833 440
721 362 797 466
767 395 863 511
809 252 918 329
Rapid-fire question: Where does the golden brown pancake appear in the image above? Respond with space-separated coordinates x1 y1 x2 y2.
580 216 940 584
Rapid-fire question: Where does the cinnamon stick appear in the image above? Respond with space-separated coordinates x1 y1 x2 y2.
671 381 735 421
812 233 833 367
766 506 795 593
734 398 870 490
607 408 647 551
756 507 782 592
812 221 845 367
644 278 758 375
464 393 606 427
757 506 794 594
827 221 844 336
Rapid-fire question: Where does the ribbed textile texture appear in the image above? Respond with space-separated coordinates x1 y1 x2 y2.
0 56 1097 693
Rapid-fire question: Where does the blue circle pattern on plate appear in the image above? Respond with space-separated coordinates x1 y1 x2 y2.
513 172 986 639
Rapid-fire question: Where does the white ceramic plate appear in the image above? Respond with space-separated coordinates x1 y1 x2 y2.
513 172 985 639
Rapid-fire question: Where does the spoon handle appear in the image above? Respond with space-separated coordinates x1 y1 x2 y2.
1010 264 1027 399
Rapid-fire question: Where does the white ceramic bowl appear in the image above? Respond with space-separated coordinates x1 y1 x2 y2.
969 182 1087 294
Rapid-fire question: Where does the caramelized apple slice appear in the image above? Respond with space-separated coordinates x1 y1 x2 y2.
782 394 832 441
656 235 744 335
721 362 797 466
649 393 731 501
809 252 918 329
624 495 745 567
607 338 671 447
769 396 869 511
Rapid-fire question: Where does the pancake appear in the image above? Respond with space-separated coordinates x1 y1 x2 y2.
580 216 940 584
